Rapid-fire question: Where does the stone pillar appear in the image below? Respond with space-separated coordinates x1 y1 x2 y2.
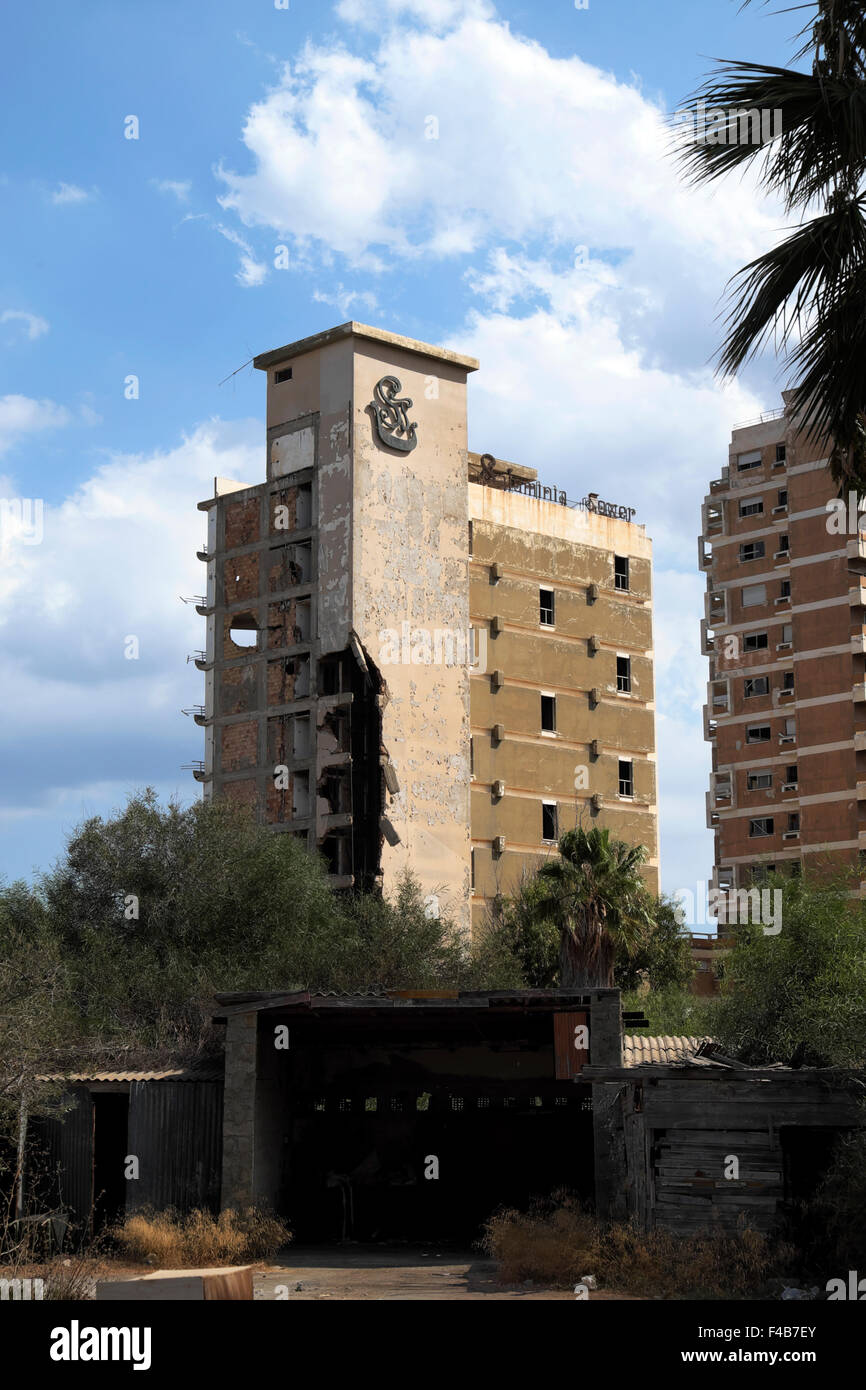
221 1011 258 1209
589 990 622 1066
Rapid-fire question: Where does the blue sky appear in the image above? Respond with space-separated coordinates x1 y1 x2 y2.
0 0 797 899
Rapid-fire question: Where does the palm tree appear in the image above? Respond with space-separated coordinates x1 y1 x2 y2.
675 1 866 491
531 826 652 989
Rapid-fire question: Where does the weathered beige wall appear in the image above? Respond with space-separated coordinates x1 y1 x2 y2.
468 485 658 927
351 342 473 930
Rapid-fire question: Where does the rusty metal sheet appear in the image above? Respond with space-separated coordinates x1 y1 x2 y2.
553 1011 588 1079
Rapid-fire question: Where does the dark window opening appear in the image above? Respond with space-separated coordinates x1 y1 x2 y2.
319 654 347 696
747 725 771 743
618 759 633 797
319 768 351 815
740 541 765 562
614 555 629 591
274 367 293 383
616 656 631 693
542 803 558 842
749 863 775 884
541 694 556 732
750 817 774 838
747 772 772 790
539 589 555 626
321 831 352 877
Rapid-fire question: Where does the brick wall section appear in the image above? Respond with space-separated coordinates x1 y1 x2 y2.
221 721 258 772
224 498 260 549
223 614 260 660
267 715 291 766
266 777 293 824
222 779 258 813
267 658 298 705
219 663 257 717
267 600 298 649
268 548 303 594
269 485 300 535
223 552 260 606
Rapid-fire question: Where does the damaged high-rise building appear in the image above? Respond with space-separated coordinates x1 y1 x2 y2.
194 322 657 933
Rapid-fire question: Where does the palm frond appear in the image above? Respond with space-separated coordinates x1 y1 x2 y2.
674 65 866 210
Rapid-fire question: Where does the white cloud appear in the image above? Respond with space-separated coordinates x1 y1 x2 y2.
217 224 268 287
0 422 260 829
50 182 93 205
0 395 70 457
152 178 192 202
454 301 762 566
312 284 378 317
217 13 779 286
0 310 49 341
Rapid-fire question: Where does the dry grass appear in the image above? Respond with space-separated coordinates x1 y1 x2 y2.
113 1207 291 1268
481 1192 791 1299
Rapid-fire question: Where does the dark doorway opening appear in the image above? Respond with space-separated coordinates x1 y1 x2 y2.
91 1093 129 1231
781 1125 844 1202
780 1124 849 1253
286 1087 594 1245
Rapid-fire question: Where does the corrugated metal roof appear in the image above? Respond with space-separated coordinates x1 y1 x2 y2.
36 1068 222 1083
213 987 619 1016
622 1036 707 1067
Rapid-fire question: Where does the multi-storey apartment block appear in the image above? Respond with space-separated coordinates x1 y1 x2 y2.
700 391 865 897
467 454 657 929
194 321 658 934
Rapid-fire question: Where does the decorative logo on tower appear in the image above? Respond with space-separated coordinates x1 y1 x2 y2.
370 376 418 453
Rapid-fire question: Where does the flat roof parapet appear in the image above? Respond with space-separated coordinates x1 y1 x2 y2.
253 321 480 374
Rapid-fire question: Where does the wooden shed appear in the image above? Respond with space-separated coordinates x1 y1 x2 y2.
586 1042 863 1235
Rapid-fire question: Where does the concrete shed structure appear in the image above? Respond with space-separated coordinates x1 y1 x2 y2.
215 988 627 1243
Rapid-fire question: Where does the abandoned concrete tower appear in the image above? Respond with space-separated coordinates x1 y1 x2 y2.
195 322 657 930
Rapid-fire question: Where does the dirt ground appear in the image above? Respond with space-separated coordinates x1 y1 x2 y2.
252 1245 641 1300
4 1246 641 1300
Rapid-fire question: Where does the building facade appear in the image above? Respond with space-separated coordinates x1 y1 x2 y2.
194 322 657 934
467 454 657 929
700 393 866 899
